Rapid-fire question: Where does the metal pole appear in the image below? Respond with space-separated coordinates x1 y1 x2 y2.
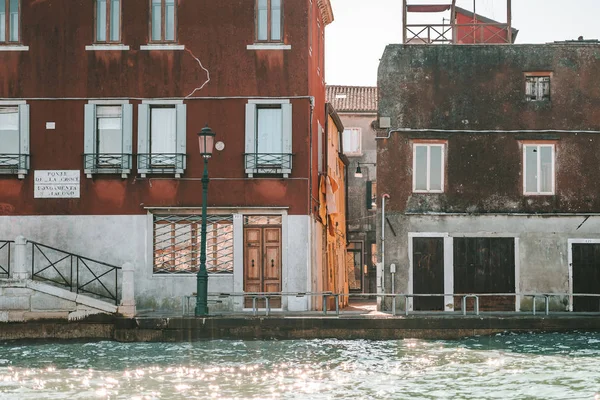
195 157 210 316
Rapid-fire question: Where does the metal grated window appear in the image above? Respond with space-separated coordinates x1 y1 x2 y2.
153 214 234 274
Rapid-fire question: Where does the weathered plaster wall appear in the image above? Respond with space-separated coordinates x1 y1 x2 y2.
380 214 600 311
0 213 312 313
378 44 600 132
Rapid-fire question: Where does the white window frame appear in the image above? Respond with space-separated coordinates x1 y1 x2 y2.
84 100 132 178
342 127 362 156
245 99 292 178
412 143 445 193
138 100 186 178
0 100 29 179
523 143 555 196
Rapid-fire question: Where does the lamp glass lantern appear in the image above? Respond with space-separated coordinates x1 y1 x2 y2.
198 125 216 158
354 165 363 178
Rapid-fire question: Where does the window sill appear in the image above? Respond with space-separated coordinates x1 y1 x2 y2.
246 168 292 179
246 43 291 50
0 45 29 51
0 169 28 179
140 44 185 51
85 44 130 51
524 193 555 196
413 190 444 194
85 169 130 179
139 169 185 179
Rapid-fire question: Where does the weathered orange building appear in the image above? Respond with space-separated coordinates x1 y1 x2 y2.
0 0 338 313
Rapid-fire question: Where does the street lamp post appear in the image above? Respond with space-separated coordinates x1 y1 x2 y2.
195 125 216 317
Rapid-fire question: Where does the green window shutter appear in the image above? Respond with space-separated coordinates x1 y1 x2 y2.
18 104 30 169
176 104 187 170
282 103 292 155
84 104 96 156
366 181 373 210
137 104 150 170
121 104 133 169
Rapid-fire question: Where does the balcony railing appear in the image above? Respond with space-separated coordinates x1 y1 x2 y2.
405 23 512 44
0 154 29 174
83 153 132 175
138 153 186 176
244 153 293 177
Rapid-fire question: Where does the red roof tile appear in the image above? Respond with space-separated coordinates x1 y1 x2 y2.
326 85 378 113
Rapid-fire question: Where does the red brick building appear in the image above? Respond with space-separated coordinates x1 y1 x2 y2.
0 0 336 313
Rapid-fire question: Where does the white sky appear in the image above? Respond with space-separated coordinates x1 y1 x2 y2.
325 0 600 86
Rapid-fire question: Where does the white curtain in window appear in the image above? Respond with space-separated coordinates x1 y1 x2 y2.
539 146 553 193
151 107 177 154
9 0 18 42
97 0 107 41
271 0 281 41
343 129 360 154
257 0 268 40
257 107 283 153
0 0 5 42
414 145 428 191
97 106 122 156
151 0 161 41
166 0 175 41
0 107 19 153
110 0 120 41
429 145 443 191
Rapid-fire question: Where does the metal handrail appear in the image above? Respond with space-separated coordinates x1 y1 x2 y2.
0 240 13 277
29 240 121 305
181 291 600 317
405 23 511 44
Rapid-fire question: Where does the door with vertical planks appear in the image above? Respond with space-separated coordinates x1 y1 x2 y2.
244 226 282 308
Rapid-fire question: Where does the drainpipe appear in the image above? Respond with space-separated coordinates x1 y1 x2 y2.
379 194 390 308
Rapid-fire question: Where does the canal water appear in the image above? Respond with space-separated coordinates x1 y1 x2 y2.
0 332 599 399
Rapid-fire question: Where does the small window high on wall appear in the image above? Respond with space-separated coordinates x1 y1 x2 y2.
96 0 121 43
151 0 176 42
525 73 551 102
256 0 282 42
413 142 445 193
0 0 20 43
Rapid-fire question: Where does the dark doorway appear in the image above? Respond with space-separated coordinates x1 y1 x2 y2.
453 238 515 311
572 243 600 312
412 237 444 311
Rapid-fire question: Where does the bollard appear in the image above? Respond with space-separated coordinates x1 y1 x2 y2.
12 236 29 280
118 262 136 317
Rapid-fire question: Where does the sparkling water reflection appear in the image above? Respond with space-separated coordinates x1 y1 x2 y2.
0 332 599 399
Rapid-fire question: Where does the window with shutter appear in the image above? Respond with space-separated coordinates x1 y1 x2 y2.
138 102 186 177
84 102 132 177
245 100 292 178
342 128 362 156
0 103 28 178
525 74 551 102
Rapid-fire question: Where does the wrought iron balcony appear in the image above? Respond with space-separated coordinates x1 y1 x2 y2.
83 153 132 175
244 153 293 178
138 153 186 176
0 154 29 175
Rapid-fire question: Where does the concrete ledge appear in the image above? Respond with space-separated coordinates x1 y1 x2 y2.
25 280 118 313
3 315 600 342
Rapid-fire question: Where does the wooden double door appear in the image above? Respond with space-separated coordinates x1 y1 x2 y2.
244 226 282 308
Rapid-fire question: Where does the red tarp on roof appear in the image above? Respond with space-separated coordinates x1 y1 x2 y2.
406 5 452 13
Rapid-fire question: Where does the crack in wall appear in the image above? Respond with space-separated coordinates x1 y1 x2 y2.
184 48 211 98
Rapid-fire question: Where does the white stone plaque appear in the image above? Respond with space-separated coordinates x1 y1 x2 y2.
34 170 81 198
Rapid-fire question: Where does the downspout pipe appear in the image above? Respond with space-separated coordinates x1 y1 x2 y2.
380 194 390 309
